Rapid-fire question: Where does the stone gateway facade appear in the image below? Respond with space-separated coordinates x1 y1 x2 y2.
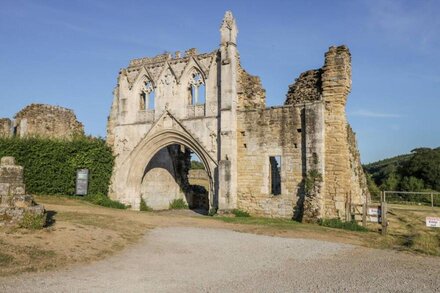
107 11 369 221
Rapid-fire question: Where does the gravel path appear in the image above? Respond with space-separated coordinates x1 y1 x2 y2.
1 227 439 292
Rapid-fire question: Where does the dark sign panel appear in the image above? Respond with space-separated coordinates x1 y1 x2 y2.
76 169 89 195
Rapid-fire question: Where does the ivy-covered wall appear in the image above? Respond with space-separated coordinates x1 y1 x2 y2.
0 137 114 195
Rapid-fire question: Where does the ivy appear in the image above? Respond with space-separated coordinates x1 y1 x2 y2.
0 137 114 196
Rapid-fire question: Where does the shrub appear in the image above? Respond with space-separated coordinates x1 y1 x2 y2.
19 212 46 230
169 198 188 209
232 209 250 217
140 197 152 212
318 218 368 232
83 194 127 209
0 136 114 196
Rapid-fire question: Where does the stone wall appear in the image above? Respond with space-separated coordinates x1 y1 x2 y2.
0 156 45 226
321 45 366 218
237 66 266 110
14 104 84 139
0 118 12 138
188 169 208 180
236 106 303 218
285 69 323 105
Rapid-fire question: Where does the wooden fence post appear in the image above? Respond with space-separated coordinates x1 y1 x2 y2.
431 193 434 208
362 202 367 227
381 191 387 235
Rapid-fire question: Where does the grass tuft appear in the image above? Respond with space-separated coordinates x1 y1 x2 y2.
83 193 128 209
169 198 188 209
318 218 368 232
19 213 46 230
140 198 153 212
232 209 250 217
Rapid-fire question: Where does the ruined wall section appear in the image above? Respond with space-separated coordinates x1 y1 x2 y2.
321 45 357 218
0 119 12 137
347 125 370 204
285 69 323 105
237 65 266 110
236 106 303 218
14 104 84 140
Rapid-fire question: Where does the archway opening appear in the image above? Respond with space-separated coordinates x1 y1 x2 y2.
140 143 210 214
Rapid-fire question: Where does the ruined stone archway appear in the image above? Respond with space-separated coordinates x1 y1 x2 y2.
110 114 218 210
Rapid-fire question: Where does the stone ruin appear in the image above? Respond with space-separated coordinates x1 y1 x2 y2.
106 11 370 221
0 156 45 226
0 104 84 140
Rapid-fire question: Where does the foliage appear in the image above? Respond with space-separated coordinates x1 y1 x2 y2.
232 209 250 217
363 147 440 192
366 173 381 200
169 198 188 209
305 169 322 194
0 136 114 196
19 212 46 230
400 176 425 192
83 193 128 209
190 160 205 170
318 218 368 232
139 197 153 212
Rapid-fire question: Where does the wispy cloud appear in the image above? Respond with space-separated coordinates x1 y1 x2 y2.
350 110 401 118
364 0 440 51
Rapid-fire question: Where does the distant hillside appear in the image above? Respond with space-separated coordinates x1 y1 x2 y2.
363 147 440 193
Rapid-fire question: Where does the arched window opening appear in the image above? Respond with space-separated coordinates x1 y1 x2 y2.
139 92 146 110
148 91 155 110
140 80 155 110
188 71 205 105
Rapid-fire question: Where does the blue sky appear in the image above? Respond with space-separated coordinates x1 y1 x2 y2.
0 0 439 163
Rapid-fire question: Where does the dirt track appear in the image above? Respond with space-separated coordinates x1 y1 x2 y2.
1 226 439 292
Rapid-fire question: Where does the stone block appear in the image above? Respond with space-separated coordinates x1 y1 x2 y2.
0 157 15 166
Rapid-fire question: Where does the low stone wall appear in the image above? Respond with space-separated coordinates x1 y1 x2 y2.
188 169 208 180
0 156 45 226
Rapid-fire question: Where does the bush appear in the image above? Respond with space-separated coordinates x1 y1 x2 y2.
140 198 152 212
318 218 368 232
83 194 128 209
19 212 46 229
0 136 114 196
169 198 188 209
232 209 250 217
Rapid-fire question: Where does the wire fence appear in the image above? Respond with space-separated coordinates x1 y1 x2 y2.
380 191 440 207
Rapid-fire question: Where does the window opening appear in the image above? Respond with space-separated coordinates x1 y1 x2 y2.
188 71 205 105
269 156 281 195
140 80 155 110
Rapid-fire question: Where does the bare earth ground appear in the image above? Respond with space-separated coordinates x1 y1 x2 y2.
0 196 439 292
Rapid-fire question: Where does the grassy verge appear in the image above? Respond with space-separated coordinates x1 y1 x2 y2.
0 196 149 276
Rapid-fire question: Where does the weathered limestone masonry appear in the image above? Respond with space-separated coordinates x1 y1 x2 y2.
0 156 45 226
107 11 368 220
0 104 84 139
0 118 12 137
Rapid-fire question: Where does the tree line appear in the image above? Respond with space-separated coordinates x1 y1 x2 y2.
364 147 440 197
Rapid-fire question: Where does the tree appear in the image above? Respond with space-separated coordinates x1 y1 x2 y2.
400 176 424 192
380 173 400 191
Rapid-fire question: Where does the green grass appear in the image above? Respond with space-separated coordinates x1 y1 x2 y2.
83 194 128 209
169 198 188 209
214 216 301 228
19 213 46 230
318 218 368 232
232 209 250 217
